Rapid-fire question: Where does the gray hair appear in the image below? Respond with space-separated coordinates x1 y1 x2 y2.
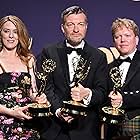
61 5 88 24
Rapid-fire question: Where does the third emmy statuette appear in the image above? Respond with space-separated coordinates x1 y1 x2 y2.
102 67 125 124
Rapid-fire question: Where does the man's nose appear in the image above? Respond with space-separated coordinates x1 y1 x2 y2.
73 25 79 32
121 35 126 42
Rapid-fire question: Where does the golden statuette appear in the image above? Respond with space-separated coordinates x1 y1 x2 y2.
62 57 91 117
102 67 125 124
28 59 56 117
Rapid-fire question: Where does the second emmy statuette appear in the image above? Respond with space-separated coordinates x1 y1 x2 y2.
61 57 91 117
102 67 125 124
28 59 56 117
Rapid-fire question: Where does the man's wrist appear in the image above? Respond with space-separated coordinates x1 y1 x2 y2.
83 88 92 105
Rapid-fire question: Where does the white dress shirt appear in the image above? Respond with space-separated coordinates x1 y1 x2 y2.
119 49 136 85
66 40 92 105
66 40 85 82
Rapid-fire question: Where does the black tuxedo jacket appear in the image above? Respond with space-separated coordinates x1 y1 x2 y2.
36 41 108 140
108 50 140 120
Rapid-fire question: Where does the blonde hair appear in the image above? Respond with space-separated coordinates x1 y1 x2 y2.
111 18 139 38
0 15 34 67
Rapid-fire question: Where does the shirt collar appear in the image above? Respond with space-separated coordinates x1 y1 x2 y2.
120 48 137 60
66 40 85 49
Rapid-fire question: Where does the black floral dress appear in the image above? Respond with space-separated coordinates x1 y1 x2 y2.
0 72 40 140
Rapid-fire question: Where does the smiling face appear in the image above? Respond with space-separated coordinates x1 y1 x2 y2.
113 26 139 56
1 21 19 51
61 13 88 46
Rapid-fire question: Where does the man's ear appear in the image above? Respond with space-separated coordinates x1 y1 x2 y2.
136 36 139 46
61 24 65 34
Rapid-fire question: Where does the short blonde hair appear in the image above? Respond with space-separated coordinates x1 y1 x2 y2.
111 18 139 38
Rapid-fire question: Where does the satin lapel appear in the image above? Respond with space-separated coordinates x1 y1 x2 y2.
123 51 140 87
80 43 92 85
57 43 70 86
81 42 91 63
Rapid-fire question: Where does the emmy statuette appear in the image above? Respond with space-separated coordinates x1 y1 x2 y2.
102 67 125 124
61 57 91 117
28 59 56 117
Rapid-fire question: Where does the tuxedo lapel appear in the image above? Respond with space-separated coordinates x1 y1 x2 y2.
79 42 92 85
123 50 140 87
81 42 91 62
57 42 71 86
57 41 92 86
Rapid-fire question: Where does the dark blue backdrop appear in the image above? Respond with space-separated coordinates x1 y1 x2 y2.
0 0 140 55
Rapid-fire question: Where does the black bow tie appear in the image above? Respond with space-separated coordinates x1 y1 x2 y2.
66 47 83 55
117 57 131 66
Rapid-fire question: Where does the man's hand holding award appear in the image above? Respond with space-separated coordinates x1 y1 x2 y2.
61 57 91 117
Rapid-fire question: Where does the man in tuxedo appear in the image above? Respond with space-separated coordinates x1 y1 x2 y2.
106 18 140 139
37 6 108 140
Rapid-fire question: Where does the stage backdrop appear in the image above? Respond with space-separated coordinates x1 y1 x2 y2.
0 0 140 55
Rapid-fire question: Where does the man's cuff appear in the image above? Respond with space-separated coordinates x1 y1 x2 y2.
83 89 92 105
55 108 61 117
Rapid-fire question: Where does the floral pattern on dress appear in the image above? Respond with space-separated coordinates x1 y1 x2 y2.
0 72 40 140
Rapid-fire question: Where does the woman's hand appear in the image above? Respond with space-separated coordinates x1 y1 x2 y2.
10 106 32 120
29 89 49 104
35 93 49 104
